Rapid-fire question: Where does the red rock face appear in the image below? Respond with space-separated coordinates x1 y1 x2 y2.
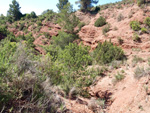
34 23 61 54
78 4 150 52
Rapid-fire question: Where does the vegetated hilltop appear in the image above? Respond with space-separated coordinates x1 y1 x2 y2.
0 0 150 112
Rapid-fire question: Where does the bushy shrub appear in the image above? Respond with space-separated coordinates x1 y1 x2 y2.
0 39 17 106
137 0 146 6
37 21 42 26
115 72 125 81
0 26 7 36
94 41 125 64
44 45 61 62
0 43 66 112
90 6 100 13
78 22 85 31
130 21 141 31
52 31 76 49
43 32 50 39
141 27 148 33
94 16 106 27
59 43 92 71
144 17 150 27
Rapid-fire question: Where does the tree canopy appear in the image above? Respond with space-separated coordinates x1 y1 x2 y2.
76 0 99 11
57 2 79 33
57 0 68 12
7 0 22 21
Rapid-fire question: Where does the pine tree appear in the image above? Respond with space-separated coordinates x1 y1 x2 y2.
76 0 99 12
57 0 68 12
7 0 22 21
57 2 79 34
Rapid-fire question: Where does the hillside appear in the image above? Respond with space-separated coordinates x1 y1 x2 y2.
0 0 150 113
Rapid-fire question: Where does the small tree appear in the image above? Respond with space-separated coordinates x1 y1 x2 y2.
30 11 37 18
57 0 68 12
76 0 99 12
57 2 79 33
7 0 22 21
59 43 92 71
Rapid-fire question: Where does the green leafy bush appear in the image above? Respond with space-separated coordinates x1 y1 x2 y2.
0 39 17 105
78 22 85 31
0 26 7 36
94 16 106 27
59 43 92 71
144 17 150 27
141 27 148 33
43 32 50 39
94 41 125 64
130 21 141 31
52 31 76 49
115 72 125 81
44 45 61 61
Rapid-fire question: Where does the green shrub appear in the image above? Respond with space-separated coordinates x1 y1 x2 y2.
144 17 150 27
44 45 61 61
0 26 7 36
59 43 92 71
43 32 50 39
114 72 125 82
102 24 110 35
52 31 77 49
137 0 146 6
37 21 42 26
141 27 148 33
94 16 106 27
132 33 141 42
78 22 85 31
130 21 141 31
94 41 125 64
19 22 25 31
0 40 17 105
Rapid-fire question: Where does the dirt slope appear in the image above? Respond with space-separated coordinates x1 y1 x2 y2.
66 4 150 113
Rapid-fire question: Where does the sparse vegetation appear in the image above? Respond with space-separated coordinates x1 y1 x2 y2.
114 72 125 82
118 37 124 45
102 24 110 35
117 13 124 22
144 17 150 27
132 55 144 67
132 33 141 42
134 66 145 79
